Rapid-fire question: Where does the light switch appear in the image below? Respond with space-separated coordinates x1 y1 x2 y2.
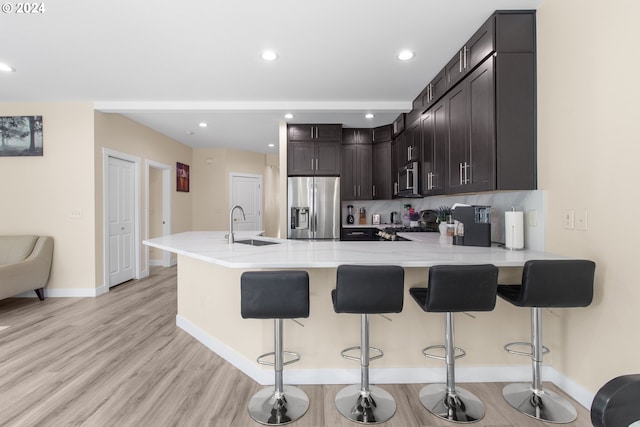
563 210 574 230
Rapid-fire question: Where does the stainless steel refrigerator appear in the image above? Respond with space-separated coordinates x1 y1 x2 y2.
288 177 340 239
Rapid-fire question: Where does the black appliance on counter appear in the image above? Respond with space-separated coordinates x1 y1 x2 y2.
451 205 492 247
418 209 439 232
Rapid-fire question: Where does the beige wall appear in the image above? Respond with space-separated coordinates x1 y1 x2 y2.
94 112 193 284
0 103 96 291
149 167 163 262
191 147 279 235
538 0 640 392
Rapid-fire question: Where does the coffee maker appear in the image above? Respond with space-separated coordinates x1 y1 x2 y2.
452 205 492 247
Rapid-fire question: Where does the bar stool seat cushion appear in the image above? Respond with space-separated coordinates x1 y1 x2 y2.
591 374 640 427
497 260 595 308
241 270 310 319
410 264 498 313
332 265 404 314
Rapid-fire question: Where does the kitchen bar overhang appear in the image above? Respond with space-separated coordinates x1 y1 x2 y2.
144 231 566 387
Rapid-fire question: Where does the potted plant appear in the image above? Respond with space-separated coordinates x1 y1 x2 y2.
435 205 452 234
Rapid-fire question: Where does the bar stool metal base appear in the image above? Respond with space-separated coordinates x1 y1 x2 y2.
502 383 577 424
335 384 396 424
419 384 485 423
248 385 310 425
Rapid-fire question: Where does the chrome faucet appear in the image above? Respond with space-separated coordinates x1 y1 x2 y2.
229 205 246 244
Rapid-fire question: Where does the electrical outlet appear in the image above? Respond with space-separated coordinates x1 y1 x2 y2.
528 209 538 227
576 210 588 230
563 210 575 230
70 210 82 219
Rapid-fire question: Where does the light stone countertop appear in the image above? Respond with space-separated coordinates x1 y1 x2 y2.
144 231 563 269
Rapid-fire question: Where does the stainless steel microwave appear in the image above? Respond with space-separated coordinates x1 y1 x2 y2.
396 161 421 197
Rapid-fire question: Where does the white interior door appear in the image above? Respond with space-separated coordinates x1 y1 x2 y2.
108 156 136 286
230 174 262 231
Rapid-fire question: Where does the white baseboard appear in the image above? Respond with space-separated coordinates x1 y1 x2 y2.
14 287 104 298
176 314 595 409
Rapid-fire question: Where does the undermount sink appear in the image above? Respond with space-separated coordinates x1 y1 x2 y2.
234 239 280 246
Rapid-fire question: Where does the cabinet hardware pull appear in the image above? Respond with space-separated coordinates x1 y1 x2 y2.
373 185 376 197
316 158 319 171
459 50 463 73
311 158 314 170
394 182 398 195
463 46 468 70
459 162 464 185
353 185 357 197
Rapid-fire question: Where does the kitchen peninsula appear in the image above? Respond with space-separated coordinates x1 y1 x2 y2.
144 231 565 386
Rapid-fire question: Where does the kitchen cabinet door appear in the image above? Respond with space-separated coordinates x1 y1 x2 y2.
421 108 446 196
392 115 404 137
343 128 373 145
315 141 341 176
342 144 372 200
446 83 469 193
288 124 341 141
288 141 315 176
431 100 448 195
314 124 342 141
373 124 393 143
466 58 495 192
446 58 495 193
422 68 447 111
288 141 340 176
372 141 392 199
446 16 495 89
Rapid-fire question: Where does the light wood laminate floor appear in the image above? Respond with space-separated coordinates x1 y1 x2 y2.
0 267 593 427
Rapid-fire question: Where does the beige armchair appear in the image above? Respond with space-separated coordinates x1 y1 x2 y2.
0 236 53 300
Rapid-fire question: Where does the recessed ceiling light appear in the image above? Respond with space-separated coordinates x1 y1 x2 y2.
261 51 278 61
284 113 294 119
268 143 275 148
365 113 374 119
397 50 415 61
199 122 207 128
0 63 15 72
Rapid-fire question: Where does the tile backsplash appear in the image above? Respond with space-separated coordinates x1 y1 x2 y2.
342 190 545 251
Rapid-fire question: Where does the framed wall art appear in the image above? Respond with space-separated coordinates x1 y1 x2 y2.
176 162 190 192
0 116 43 157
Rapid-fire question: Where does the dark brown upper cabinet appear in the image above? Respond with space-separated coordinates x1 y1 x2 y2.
287 124 342 176
391 115 405 137
372 124 393 143
445 16 495 89
288 124 342 142
342 143 373 200
342 128 373 145
372 141 392 200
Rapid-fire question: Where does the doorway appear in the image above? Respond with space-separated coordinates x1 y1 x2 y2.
103 149 141 288
146 160 172 268
230 173 263 231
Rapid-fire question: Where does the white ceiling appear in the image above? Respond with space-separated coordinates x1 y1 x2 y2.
1 0 542 154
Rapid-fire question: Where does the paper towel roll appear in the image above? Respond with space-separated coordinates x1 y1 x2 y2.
505 211 524 250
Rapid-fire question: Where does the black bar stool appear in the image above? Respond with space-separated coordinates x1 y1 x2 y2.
241 270 310 425
332 264 404 424
497 259 595 424
591 374 640 427
410 264 499 423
